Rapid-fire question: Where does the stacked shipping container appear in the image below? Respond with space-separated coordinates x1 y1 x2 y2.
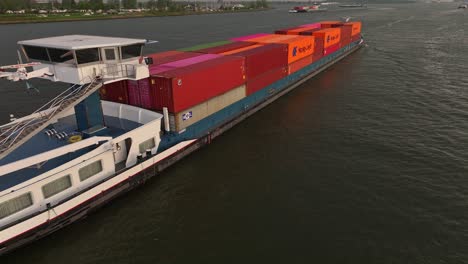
100 20 362 132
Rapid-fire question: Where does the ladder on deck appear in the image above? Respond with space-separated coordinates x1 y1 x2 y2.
0 77 104 160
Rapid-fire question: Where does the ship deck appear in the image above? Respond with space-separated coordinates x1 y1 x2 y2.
0 115 141 192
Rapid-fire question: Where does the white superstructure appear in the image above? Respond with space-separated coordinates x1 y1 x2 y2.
15 35 150 84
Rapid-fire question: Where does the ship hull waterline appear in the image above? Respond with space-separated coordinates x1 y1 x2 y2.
0 39 363 256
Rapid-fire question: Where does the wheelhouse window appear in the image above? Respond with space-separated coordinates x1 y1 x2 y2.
139 138 156 153
23 45 49 61
0 193 33 220
42 175 72 199
121 44 143 59
76 48 100 64
79 160 103 181
104 48 116 60
47 48 74 64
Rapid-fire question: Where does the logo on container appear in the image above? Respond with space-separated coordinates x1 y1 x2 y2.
292 47 298 57
327 35 330 43
297 44 312 54
182 111 192 121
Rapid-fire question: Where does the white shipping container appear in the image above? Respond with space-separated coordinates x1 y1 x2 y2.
169 84 246 132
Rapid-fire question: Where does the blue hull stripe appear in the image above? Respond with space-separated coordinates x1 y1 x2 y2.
158 40 360 151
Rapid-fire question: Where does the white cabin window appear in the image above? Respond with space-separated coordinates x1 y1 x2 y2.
104 48 116 60
42 175 72 199
121 44 143 59
48 48 74 64
0 193 33 220
23 45 49 61
139 138 156 153
76 48 100 64
79 160 103 181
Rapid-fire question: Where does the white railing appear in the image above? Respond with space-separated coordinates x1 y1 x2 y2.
101 64 137 80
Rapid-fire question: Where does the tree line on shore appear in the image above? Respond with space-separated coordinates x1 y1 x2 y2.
0 0 268 13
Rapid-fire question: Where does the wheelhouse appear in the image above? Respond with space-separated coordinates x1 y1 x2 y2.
18 35 150 84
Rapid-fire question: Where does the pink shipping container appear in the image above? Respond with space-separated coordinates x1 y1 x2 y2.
146 51 201 65
147 51 202 74
230 33 269 42
162 54 221 68
150 65 177 75
323 43 340 56
194 41 257 54
149 53 221 75
151 56 246 113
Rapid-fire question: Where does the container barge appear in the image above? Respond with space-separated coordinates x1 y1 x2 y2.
0 20 363 255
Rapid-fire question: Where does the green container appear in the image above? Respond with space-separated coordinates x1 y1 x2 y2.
178 40 233 52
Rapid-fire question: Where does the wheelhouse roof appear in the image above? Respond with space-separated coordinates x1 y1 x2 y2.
18 35 146 50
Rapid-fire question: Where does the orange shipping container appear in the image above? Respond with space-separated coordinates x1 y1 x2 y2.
313 28 341 48
345 22 362 36
245 34 315 64
288 56 313 75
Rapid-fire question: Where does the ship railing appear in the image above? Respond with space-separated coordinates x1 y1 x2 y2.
0 76 103 160
101 64 137 80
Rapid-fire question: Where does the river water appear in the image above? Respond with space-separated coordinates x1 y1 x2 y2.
2 2 468 263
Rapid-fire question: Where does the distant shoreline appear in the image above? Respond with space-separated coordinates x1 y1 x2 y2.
0 8 271 25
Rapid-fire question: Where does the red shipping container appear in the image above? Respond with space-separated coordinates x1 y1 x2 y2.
320 21 343 28
246 67 288 95
323 43 340 56
125 79 158 109
138 78 152 109
351 33 362 42
194 41 257 54
99 80 128 104
288 56 313 75
298 29 321 36
227 43 288 80
275 26 302 35
282 25 325 35
127 80 141 107
313 35 324 57
151 56 246 113
313 53 323 62
311 34 325 62
339 25 353 47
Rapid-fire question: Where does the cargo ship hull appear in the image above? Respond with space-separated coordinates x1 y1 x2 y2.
0 38 363 256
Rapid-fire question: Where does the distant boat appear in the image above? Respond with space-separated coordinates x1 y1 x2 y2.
458 4 467 8
339 3 366 7
288 5 327 13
